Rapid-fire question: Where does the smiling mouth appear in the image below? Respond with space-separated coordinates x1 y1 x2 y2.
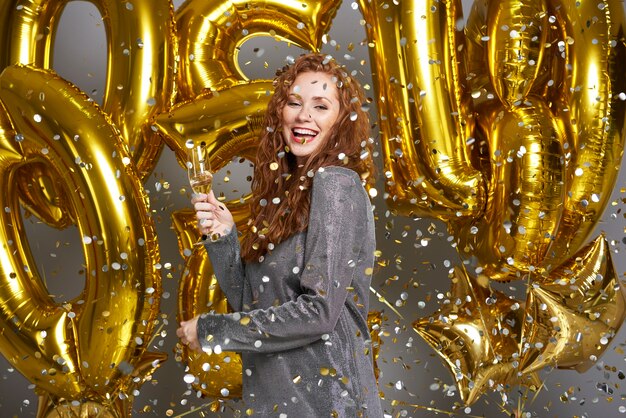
292 128 318 144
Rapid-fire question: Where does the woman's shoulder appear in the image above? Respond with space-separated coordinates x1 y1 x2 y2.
312 165 361 184
311 166 367 199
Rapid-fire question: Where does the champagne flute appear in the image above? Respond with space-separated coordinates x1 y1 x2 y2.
186 139 213 243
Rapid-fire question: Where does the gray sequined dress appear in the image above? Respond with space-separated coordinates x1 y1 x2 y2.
197 166 383 417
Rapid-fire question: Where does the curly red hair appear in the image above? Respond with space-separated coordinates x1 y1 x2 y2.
241 53 375 262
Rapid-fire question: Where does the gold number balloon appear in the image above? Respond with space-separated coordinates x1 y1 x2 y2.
358 0 626 405
0 0 176 180
358 0 486 220
0 65 164 417
156 0 343 403
541 0 626 268
1 0 624 412
175 0 340 98
457 0 566 280
162 0 344 227
459 0 626 279
358 0 625 276
454 98 566 281
172 210 244 399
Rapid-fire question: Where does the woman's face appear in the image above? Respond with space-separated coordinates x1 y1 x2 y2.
281 71 340 162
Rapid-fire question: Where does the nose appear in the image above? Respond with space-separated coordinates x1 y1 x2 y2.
296 106 312 122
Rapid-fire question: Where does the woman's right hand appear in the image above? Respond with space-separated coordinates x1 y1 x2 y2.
192 190 235 239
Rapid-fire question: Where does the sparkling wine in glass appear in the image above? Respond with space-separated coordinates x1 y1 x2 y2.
186 140 213 195
189 171 213 195
186 139 213 243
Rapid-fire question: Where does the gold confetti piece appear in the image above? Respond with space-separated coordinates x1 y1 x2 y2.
293 375 301 384
270 162 279 170
240 316 251 325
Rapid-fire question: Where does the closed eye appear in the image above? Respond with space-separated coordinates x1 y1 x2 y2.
287 101 301 107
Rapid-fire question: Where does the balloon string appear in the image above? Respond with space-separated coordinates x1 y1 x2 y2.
493 378 549 417
490 395 519 417
526 375 548 409
171 400 228 417
171 403 213 418
369 286 405 320
466 278 500 361
145 312 170 348
397 401 485 417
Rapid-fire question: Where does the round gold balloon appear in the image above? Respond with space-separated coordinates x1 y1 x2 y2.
0 65 164 412
0 0 176 180
36 394 124 418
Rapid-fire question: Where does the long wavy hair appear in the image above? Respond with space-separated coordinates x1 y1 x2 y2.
240 53 375 262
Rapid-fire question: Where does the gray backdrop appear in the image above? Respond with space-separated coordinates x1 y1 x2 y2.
2 0 626 417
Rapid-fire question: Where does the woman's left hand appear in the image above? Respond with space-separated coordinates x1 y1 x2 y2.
176 316 201 352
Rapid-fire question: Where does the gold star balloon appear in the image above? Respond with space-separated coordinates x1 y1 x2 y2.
520 235 626 374
413 266 536 405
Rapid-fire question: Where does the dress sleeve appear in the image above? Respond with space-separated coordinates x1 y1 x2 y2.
203 225 248 312
196 167 372 353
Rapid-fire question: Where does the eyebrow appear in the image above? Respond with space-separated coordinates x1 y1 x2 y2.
288 93 333 103
313 96 333 103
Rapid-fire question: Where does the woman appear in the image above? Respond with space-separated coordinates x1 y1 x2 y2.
177 53 382 417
